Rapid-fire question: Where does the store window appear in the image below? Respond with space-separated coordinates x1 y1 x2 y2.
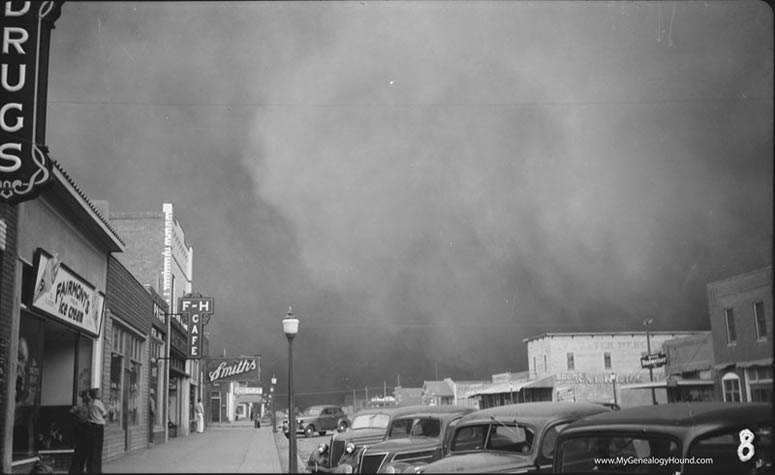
567 352 575 371
604 352 612 370
13 313 94 460
108 322 144 427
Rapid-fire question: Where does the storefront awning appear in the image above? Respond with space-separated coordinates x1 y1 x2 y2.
470 376 555 396
620 379 714 390
737 358 773 368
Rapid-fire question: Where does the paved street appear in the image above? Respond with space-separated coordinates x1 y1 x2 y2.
104 422 282 473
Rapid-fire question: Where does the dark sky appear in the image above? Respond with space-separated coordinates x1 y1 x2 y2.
44 1 772 405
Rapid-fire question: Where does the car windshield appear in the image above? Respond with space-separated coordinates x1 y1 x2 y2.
556 435 680 473
302 407 322 416
451 422 536 454
351 413 390 430
388 417 442 439
685 425 772 475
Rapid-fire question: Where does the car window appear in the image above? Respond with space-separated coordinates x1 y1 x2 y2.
686 425 772 475
557 436 680 473
411 418 441 438
451 424 488 452
304 408 322 416
352 413 390 430
540 423 569 459
486 424 534 454
388 417 414 438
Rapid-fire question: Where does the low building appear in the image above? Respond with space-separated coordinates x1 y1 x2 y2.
525 330 702 404
392 386 423 407
421 381 454 406
707 267 773 402
466 371 554 409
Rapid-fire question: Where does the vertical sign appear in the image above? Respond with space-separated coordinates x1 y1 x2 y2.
179 294 213 359
0 1 62 204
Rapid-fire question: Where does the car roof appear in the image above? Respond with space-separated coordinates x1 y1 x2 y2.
390 405 476 418
306 404 342 410
354 406 403 416
459 401 611 426
559 402 773 441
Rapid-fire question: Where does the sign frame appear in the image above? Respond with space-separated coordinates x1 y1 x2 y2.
29 248 105 337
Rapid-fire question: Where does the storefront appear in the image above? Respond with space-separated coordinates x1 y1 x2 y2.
5 163 124 473
167 318 189 437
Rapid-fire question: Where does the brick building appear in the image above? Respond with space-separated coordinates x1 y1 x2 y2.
707 267 773 403
1 162 124 473
101 257 154 461
524 331 701 405
106 203 199 438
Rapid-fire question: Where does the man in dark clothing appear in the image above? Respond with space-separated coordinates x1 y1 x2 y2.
68 391 91 474
307 442 332 473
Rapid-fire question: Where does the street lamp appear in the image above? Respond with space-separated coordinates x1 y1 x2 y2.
609 373 618 407
270 375 277 433
643 317 657 405
282 307 299 473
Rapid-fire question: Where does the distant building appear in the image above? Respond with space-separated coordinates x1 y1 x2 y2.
444 378 488 408
466 371 554 409
421 380 455 406
392 386 423 406
707 267 773 402
525 331 702 405
661 332 715 402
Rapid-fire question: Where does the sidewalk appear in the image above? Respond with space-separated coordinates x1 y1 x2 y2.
103 424 282 473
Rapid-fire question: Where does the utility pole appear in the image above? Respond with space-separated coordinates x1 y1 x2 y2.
643 317 657 405
383 381 386 398
435 361 438 380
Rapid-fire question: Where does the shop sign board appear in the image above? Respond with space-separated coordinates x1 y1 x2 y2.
30 249 105 337
179 294 213 359
206 357 260 384
640 352 668 369
0 1 62 204
556 387 575 402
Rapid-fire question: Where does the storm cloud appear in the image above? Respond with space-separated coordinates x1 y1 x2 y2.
45 2 772 403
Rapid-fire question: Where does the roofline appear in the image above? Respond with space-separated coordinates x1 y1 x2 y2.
523 330 703 344
707 266 773 286
52 161 125 251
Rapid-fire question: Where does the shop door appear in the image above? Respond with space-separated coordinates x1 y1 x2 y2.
211 392 221 423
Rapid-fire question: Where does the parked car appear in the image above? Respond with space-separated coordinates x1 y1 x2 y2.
552 402 773 474
350 405 476 473
416 401 612 473
283 404 350 438
325 406 406 472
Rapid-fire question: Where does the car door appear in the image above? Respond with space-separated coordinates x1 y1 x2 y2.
322 407 334 430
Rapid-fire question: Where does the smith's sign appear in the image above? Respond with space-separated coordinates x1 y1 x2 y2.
0 1 61 204
206 357 260 383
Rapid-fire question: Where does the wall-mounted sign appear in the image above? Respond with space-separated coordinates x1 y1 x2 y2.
179 294 213 358
556 372 642 385
206 357 260 384
0 1 62 204
30 249 105 337
235 386 262 395
640 352 668 369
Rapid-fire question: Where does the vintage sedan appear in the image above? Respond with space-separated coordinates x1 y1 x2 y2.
416 402 612 473
284 404 350 438
351 405 476 473
325 406 405 472
553 402 773 474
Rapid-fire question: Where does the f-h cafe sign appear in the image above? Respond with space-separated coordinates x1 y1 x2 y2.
1 1 63 204
178 293 214 359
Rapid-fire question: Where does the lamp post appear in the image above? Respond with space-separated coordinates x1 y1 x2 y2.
609 373 618 407
270 375 277 433
283 307 299 473
643 317 657 405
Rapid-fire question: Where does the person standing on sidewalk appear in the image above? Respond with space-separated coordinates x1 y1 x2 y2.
195 398 205 433
68 390 91 474
86 388 107 473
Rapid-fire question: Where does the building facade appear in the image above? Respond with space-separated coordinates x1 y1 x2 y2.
102 256 154 461
707 267 773 403
524 331 701 405
1 163 124 473
107 203 198 437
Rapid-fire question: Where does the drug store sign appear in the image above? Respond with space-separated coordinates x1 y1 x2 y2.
1 1 62 204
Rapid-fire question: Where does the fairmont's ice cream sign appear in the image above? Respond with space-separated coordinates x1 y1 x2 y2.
206 357 260 384
0 1 62 204
30 248 105 337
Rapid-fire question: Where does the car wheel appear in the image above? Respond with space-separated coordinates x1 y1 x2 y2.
319 430 327 436
338 421 348 432
304 425 315 438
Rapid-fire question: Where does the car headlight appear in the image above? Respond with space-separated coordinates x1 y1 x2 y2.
379 462 412 474
337 463 354 473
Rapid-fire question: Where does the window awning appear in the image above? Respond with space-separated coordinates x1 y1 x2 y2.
469 376 555 396
620 379 714 390
737 358 773 368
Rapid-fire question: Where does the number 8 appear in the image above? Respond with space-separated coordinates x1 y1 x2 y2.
737 428 755 462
